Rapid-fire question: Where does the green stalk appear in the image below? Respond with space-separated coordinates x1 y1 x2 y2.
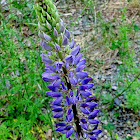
106 73 140 109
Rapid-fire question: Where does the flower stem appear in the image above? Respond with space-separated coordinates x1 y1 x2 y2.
62 66 83 138
72 104 83 138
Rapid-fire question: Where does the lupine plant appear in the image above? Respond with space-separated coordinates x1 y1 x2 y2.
34 0 102 139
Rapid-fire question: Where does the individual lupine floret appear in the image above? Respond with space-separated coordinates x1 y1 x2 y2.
34 0 102 139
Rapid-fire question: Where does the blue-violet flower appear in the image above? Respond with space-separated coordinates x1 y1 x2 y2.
34 0 102 139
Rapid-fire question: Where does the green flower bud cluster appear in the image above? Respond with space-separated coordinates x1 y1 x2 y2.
34 0 68 61
34 0 72 63
34 0 60 34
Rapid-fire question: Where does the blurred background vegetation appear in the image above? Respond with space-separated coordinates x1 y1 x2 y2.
0 0 140 139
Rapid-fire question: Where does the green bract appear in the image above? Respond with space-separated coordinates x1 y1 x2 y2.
34 0 60 33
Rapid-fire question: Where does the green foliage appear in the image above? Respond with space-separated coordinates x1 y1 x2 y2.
0 0 139 139
134 121 140 139
90 7 140 138
101 93 113 104
113 112 120 119
94 7 140 112
103 123 115 139
0 0 53 139
125 80 140 112
103 123 115 131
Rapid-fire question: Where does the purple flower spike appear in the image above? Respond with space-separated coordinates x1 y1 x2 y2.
65 55 74 64
56 123 66 126
37 10 102 138
53 111 63 118
80 107 90 114
59 20 65 33
88 135 97 140
74 53 83 65
55 126 66 132
66 108 73 122
53 79 61 87
65 125 73 130
40 40 52 51
51 105 61 109
61 81 67 90
87 102 98 109
71 45 80 56
51 97 63 105
55 43 60 51
47 85 58 92
76 72 88 79
86 83 94 89
42 73 60 82
88 109 99 119
45 68 53 73
80 119 88 130
46 91 62 97
65 62 69 70
65 28 70 39
69 77 77 85
38 31 44 39
65 125 73 138
79 85 88 90
93 124 98 130
73 77 78 85
70 95 77 105
41 53 52 64
77 59 86 67
80 103 88 108
66 96 71 105
67 108 72 115
92 129 102 135
42 77 53 82
69 91 73 96
45 64 56 72
81 77 92 85
52 107 63 112
53 28 58 37
75 131 78 138
75 65 86 72
55 61 63 71
70 39 75 49
62 35 68 45
43 32 52 41
47 52 52 55
68 72 74 78
85 96 96 102
88 119 99 124
80 90 92 97
66 128 73 138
